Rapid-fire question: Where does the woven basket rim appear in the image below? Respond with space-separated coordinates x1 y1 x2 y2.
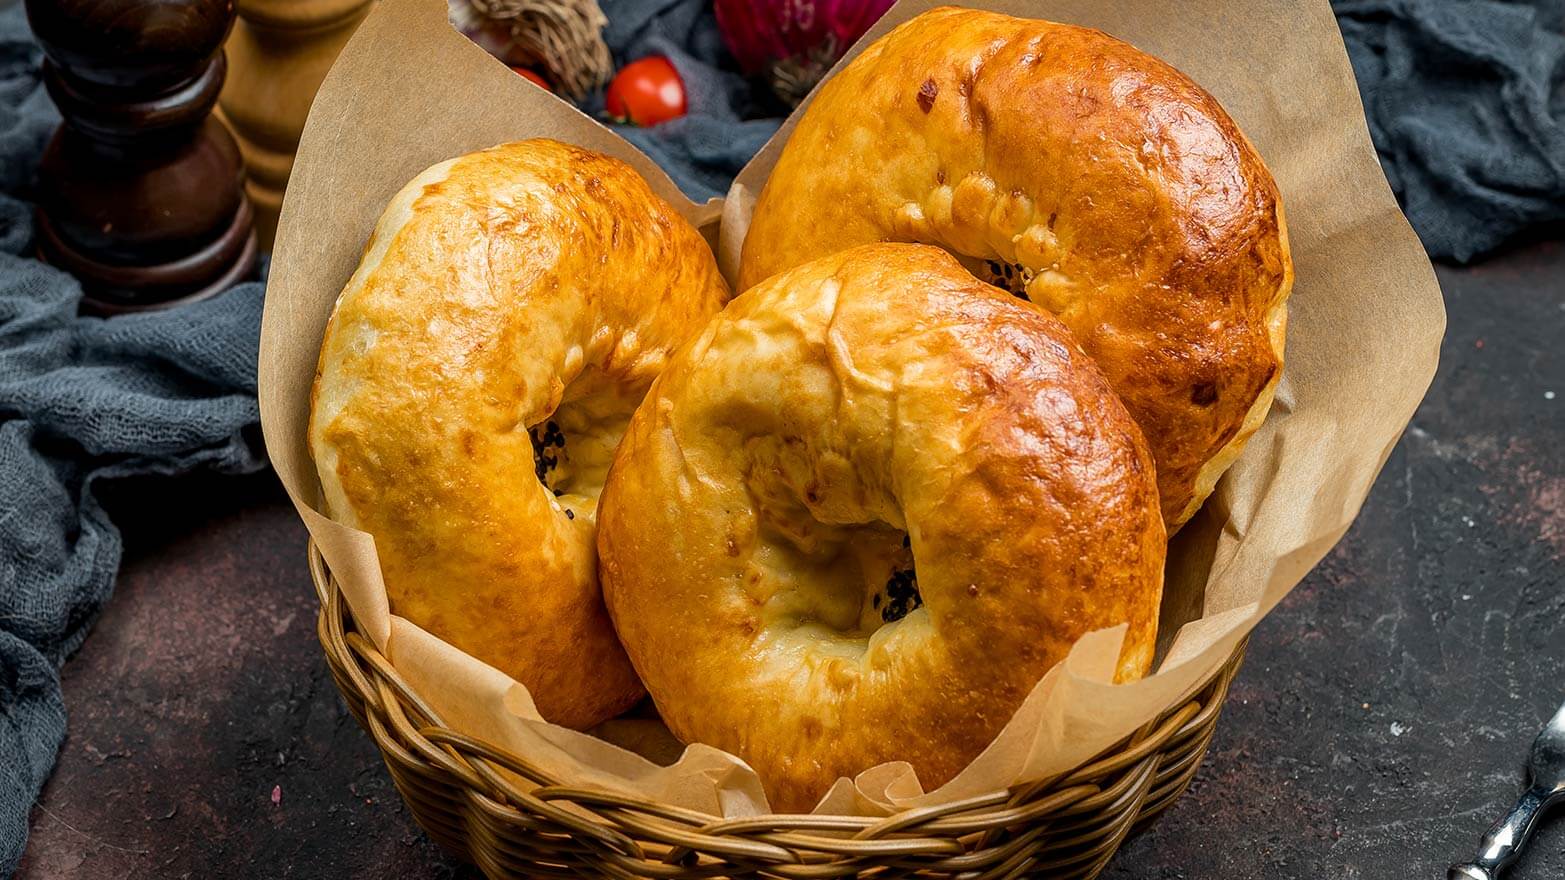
310 539 1246 878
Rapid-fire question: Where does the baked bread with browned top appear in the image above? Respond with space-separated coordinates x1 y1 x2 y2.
599 244 1165 810
310 139 730 729
741 7 1292 528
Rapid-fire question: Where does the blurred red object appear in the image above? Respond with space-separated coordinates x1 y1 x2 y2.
605 57 686 126
715 0 895 105
511 66 551 90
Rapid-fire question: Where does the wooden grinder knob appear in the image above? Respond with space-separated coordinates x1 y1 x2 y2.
27 0 258 314
218 0 374 250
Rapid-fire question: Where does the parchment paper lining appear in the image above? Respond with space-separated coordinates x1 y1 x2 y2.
258 0 1444 817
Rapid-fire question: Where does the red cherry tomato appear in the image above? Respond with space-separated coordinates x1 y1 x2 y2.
605 57 687 126
510 67 551 91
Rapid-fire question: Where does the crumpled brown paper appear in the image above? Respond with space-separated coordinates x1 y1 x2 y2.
257 0 1444 817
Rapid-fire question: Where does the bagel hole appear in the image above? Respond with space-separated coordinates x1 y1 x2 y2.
756 518 922 640
741 443 925 644
527 376 643 512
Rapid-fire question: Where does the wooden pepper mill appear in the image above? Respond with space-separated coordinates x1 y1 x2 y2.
27 0 258 314
218 0 374 249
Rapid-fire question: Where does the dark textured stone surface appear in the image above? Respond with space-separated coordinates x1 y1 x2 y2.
16 240 1565 879
1108 240 1565 879
15 472 468 880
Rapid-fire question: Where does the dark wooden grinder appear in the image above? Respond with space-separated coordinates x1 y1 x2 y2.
25 0 257 314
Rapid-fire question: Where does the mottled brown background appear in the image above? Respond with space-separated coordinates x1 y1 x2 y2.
16 240 1565 879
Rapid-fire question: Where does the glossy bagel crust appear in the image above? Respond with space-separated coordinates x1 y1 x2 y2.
310 140 730 730
599 244 1166 811
740 7 1293 528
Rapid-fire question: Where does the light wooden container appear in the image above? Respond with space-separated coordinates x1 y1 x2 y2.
218 0 374 249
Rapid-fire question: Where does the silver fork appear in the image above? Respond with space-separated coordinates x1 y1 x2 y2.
1449 700 1565 880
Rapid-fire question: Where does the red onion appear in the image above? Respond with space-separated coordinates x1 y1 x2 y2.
715 0 896 106
449 0 516 63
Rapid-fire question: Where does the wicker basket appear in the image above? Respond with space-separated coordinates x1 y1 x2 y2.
312 541 1246 879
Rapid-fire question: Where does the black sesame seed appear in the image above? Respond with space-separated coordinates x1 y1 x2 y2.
982 260 1035 301
531 423 567 490
564 509 575 520
881 566 922 623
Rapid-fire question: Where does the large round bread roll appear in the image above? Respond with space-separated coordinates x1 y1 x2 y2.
310 139 730 729
599 244 1165 811
740 7 1293 529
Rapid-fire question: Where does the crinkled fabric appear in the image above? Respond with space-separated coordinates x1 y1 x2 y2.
0 5 265 876
1335 0 1565 262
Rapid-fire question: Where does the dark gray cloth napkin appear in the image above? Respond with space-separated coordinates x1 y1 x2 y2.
1 0 1562 875
0 5 265 875
1336 0 1565 263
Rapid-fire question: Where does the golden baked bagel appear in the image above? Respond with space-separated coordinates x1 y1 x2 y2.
310 139 729 729
599 244 1165 810
740 7 1293 528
